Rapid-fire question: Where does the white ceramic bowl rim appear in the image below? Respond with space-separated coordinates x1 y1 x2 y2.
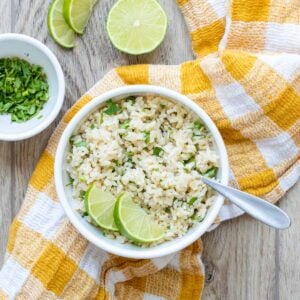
0 33 65 141
55 85 229 259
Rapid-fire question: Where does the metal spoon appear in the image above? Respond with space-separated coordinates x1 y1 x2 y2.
202 176 291 229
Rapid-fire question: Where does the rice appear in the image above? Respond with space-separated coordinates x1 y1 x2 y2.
66 95 219 246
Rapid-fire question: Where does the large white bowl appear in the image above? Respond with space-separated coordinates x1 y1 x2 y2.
55 85 229 259
0 33 65 141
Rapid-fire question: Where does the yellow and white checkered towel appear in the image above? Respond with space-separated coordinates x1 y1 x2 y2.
1 0 299 299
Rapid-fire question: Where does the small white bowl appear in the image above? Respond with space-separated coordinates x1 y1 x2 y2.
55 85 229 259
0 33 65 141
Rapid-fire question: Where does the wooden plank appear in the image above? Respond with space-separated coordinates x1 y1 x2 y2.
277 181 300 300
202 215 277 299
0 0 12 268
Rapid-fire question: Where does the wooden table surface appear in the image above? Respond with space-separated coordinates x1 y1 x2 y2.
0 1 299 299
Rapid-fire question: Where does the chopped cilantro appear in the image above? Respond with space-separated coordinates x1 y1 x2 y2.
120 120 130 129
0 57 49 122
99 111 104 124
204 167 218 178
164 207 171 213
81 211 89 217
75 141 87 148
66 178 74 186
153 147 164 157
104 100 120 115
184 156 195 165
79 190 86 199
69 135 76 145
188 197 198 206
193 120 203 130
143 131 150 143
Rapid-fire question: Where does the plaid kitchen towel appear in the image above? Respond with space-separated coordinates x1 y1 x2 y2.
0 0 299 299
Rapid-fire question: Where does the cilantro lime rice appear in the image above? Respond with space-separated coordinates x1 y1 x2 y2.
66 95 219 246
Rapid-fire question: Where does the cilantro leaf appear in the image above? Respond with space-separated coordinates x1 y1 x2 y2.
104 100 120 115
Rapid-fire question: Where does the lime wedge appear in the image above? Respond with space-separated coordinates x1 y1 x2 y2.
106 0 168 55
63 0 98 34
48 0 76 48
114 193 165 243
85 185 118 231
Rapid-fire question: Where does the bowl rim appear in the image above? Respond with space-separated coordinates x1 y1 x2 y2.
55 85 229 259
0 33 65 141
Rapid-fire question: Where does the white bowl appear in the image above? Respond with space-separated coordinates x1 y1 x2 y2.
55 85 229 259
0 33 65 141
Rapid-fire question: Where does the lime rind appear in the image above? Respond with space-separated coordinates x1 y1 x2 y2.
48 0 76 48
106 0 168 55
114 193 165 243
86 185 118 231
63 0 98 34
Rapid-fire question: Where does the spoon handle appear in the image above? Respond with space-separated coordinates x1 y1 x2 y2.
202 177 291 229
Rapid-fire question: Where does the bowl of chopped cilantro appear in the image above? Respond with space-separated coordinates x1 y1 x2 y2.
0 33 65 141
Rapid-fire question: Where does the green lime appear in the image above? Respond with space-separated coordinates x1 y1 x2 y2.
63 0 98 34
114 193 165 243
106 0 168 55
85 185 118 231
48 0 76 48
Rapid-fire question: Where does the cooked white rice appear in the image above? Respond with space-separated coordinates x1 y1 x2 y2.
66 95 218 246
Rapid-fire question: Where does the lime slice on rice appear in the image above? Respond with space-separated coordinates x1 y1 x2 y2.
114 193 165 243
85 185 118 231
63 0 98 34
48 0 76 48
106 0 168 55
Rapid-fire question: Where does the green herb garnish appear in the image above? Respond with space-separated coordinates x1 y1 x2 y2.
164 207 171 213
75 141 87 148
0 58 49 122
99 111 104 124
69 135 76 145
184 156 195 165
120 120 130 130
143 131 150 143
79 190 86 199
204 167 218 178
188 197 198 206
153 147 164 157
193 120 203 130
104 100 120 115
192 214 205 222
66 177 74 186
81 211 89 217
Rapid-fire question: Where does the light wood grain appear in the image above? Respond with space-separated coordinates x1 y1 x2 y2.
0 0 299 299
277 183 300 300
0 0 12 268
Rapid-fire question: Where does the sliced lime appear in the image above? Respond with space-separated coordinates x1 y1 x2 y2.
48 0 76 48
63 0 98 34
106 0 168 55
85 185 118 231
114 193 165 243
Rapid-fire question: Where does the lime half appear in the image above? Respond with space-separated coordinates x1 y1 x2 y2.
85 185 118 231
48 0 76 48
107 0 168 55
114 193 165 243
63 0 98 34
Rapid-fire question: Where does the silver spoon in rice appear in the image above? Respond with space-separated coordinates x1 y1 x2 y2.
201 176 291 229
